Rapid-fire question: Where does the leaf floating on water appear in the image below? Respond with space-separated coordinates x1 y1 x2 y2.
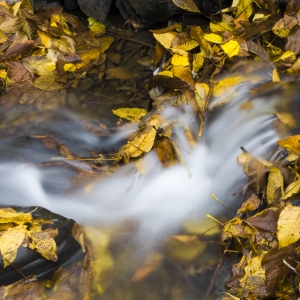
112 108 147 122
148 75 189 89
172 0 201 13
277 205 300 248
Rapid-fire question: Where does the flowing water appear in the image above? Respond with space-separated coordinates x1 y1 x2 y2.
0 61 299 299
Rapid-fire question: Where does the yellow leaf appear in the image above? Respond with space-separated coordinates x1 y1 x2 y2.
212 75 245 97
276 112 296 128
221 40 240 57
272 19 290 38
287 58 300 74
88 17 106 36
203 33 222 43
98 36 114 53
195 82 209 105
278 135 300 155
79 49 100 61
52 37 75 54
272 69 280 82
29 228 58 261
172 39 199 51
118 126 157 159
157 70 173 77
50 14 71 36
0 225 26 267
266 167 284 205
63 63 76 72
172 66 195 89
22 56 56 75
33 72 62 91
0 69 7 79
236 0 253 18
171 54 190 66
192 53 204 72
274 50 296 62
112 108 147 122
172 0 201 13
37 30 52 48
277 205 300 248
282 175 300 200
0 208 33 224
153 31 178 49
0 29 8 44
12 1 22 16
210 21 233 32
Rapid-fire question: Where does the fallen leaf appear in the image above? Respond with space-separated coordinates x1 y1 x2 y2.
172 0 201 13
0 225 26 267
112 108 147 122
88 17 106 36
278 135 300 155
267 167 284 205
277 205 300 248
204 33 223 43
171 53 190 66
221 40 240 57
6 40 36 59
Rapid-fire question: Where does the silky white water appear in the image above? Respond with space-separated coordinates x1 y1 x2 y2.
0 62 299 298
0 63 293 241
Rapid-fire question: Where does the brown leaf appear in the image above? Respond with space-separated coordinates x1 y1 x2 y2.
155 136 178 167
261 245 295 295
285 25 300 55
237 193 261 214
246 208 279 233
6 40 36 59
172 0 201 13
172 67 195 90
148 75 189 89
6 61 34 82
62 13 86 32
246 40 272 64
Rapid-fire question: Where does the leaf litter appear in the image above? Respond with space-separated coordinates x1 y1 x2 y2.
2 0 300 299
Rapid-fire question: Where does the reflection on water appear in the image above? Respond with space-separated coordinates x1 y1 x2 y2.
0 61 299 299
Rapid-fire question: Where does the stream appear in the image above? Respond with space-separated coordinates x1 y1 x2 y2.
0 61 299 299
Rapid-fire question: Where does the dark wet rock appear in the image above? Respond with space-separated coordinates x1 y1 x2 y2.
0 206 84 286
62 0 80 11
77 0 113 22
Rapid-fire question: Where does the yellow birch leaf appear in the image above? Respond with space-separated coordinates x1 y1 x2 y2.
221 40 240 57
287 58 300 74
37 31 52 48
29 228 58 261
0 209 33 224
278 135 300 155
267 167 284 205
272 69 280 82
171 48 189 57
88 17 106 36
272 19 290 38
236 0 253 18
0 69 7 79
22 56 56 75
153 31 178 49
274 50 296 62
210 22 233 32
172 66 195 89
52 37 75 54
79 49 100 61
0 225 26 267
171 54 190 66
192 53 204 72
282 175 300 200
172 0 201 13
0 29 7 44
98 36 114 53
172 39 199 51
12 1 22 16
157 70 173 77
33 72 62 91
112 108 147 122
277 205 300 248
50 14 71 36
195 82 209 102
118 126 157 158
204 33 222 43
276 112 296 128
21 0 34 13
212 75 245 97
63 63 76 72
